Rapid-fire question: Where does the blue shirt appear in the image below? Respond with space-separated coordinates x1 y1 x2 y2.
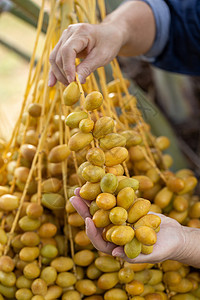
125 0 200 76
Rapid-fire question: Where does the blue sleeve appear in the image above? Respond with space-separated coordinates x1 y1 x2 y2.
152 0 200 76
122 0 200 76
139 0 171 60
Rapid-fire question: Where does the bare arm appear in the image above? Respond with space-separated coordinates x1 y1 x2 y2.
48 1 156 86
103 1 156 57
178 226 200 268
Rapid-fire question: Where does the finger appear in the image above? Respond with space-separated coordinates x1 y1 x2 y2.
61 36 92 83
113 244 165 264
49 62 69 86
48 68 57 87
76 48 102 83
85 218 116 254
49 42 69 86
74 189 91 206
70 196 91 219
74 187 81 197
55 51 64 73
112 247 150 263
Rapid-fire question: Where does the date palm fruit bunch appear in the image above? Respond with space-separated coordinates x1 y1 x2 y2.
0 0 199 299
63 86 160 258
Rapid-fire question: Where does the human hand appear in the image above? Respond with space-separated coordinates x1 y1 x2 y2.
113 213 186 264
70 188 117 255
48 22 125 87
70 188 186 263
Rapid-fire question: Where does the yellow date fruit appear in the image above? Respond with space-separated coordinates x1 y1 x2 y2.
148 269 163 285
80 181 101 201
75 230 91 246
100 173 118 194
41 177 62 193
93 117 115 139
48 144 70 163
38 223 57 238
135 226 157 246
51 256 74 272
87 263 102 280
99 133 126 150
141 245 153 255
111 225 135 245
128 199 151 224
105 164 124 176
41 193 65 210
68 212 85 227
68 132 93 152
15 288 33 300
23 263 41 279
124 238 142 259
75 279 96 296
56 272 76 288
0 271 16 287
74 250 95 267
96 193 116 210
166 176 185 193
116 178 139 194
86 148 105 166
134 214 161 230
65 111 88 128
45 285 62 300
89 200 99 216
173 196 188 212
155 136 170 151
0 194 19 211
154 187 173 209
163 271 182 286
118 267 135 284
79 118 94 133
93 209 110 228
19 247 40 262
62 290 81 300
117 187 135 210
125 280 144 296
0 256 15 273
105 147 128 167
40 244 58 259
95 256 120 273
31 278 47 296
109 207 128 225
104 288 128 300
132 176 153 191
97 272 119 290
82 165 105 183
84 91 103 111
19 216 41 231
28 103 42 118
168 278 193 293
63 81 80 106
26 203 43 219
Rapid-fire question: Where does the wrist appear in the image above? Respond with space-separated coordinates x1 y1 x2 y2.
103 1 156 57
175 225 200 268
102 13 130 50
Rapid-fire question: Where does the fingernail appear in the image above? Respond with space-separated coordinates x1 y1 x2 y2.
69 196 75 203
67 76 72 83
78 74 85 84
112 250 124 257
74 187 80 196
48 78 52 87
